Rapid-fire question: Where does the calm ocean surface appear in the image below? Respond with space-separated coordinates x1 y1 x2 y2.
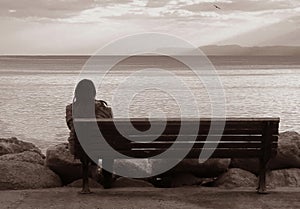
0 56 299 152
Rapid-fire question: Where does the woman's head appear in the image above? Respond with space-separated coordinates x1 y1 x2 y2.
74 79 96 103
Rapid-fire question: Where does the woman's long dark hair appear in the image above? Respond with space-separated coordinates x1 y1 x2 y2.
73 79 96 118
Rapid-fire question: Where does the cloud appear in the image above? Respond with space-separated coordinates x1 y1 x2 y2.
0 0 299 54
181 0 299 12
0 0 96 18
1 0 299 22
62 0 300 23
0 17 146 54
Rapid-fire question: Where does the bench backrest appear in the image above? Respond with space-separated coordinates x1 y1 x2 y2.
75 118 279 159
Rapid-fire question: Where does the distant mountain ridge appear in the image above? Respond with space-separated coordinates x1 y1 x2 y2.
200 45 300 56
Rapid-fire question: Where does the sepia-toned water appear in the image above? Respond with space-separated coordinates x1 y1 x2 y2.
0 56 299 152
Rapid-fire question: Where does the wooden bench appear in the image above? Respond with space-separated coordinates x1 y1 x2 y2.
75 117 279 193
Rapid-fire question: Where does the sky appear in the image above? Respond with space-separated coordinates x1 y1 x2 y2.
0 0 299 54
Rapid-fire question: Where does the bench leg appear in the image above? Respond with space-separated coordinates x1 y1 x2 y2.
102 159 114 189
257 158 269 194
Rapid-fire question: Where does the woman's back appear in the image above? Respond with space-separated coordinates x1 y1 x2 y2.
66 99 113 159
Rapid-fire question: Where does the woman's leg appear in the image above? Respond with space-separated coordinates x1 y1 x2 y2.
80 156 91 194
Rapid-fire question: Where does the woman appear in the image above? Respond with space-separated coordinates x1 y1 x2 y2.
66 79 113 193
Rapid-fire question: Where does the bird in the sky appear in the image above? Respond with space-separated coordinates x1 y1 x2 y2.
214 4 221 10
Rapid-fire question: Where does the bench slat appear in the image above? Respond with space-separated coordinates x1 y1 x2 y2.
94 120 278 135
81 135 278 150
96 128 278 136
77 140 278 151
130 142 278 149
76 118 279 135
99 135 278 143
75 118 280 123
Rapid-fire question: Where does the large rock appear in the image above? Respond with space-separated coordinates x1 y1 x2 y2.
112 177 153 188
45 143 83 184
213 168 257 188
112 159 152 177
151 173 204 188
267 168 300 187
67 178 103 188
0 137 42 156
230 158 259 174
0 151 45 165
151 159 230 177
269 131 300 169
167 173 203 187
0 160 62 190
230 131 300 174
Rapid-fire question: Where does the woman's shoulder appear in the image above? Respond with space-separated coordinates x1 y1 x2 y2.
95 100 108 107
95 100 113 118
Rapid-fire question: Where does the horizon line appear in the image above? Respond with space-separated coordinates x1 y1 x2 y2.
1 45 299 56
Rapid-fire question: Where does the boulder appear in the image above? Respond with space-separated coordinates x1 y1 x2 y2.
0 160 62 190
230 131 300 174
213 168 257 188
230 158 259 174
0 151 45 165
46 143 99 184
45 143 83 184
151 159 230 177
269 131 300 169
0 137 42 156
151 173 203 188
112 159 152 177
67 178 103 188
168 173 203 187
112 177 153 188
267 168 300 187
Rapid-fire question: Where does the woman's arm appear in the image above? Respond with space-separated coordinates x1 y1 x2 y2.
66 103 73 130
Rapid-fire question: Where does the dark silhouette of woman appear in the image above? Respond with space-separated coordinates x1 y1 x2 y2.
66 79 113 193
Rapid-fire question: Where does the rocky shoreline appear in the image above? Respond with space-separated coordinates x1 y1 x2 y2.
1 131 300 190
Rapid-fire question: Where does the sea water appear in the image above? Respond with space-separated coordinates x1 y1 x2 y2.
0 56 299 152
